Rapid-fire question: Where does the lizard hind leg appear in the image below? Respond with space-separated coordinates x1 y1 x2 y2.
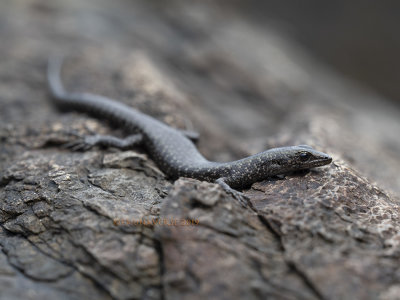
215 178 249 207
179 129 200 143
63 133 144 151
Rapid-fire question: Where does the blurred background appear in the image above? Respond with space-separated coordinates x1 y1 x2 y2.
2 0 400 104
227 0 400 105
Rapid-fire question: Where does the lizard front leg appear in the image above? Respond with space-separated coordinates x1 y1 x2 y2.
215 177 249 207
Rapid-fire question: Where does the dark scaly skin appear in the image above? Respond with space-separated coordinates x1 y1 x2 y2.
47 57 332 203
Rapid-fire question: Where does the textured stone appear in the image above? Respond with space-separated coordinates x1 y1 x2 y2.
1 0 400 299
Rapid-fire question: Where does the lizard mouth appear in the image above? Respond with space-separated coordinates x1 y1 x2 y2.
314 155 332 167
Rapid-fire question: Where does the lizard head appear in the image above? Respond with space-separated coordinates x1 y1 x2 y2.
219 145 332 189
262 145 332 175
291 145 332 168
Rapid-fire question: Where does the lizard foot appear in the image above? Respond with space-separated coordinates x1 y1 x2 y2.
228 189 249 208
62 135 98 151
63 133 144 151
215 178 249 208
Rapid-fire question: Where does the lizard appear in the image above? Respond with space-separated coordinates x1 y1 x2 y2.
47 57 332 206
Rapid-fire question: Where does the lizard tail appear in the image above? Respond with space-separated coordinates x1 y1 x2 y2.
47 56 67 100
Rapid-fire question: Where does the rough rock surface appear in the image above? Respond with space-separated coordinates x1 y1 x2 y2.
1 0 400 299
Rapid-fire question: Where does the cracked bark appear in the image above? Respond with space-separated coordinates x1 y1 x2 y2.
1 0 400 299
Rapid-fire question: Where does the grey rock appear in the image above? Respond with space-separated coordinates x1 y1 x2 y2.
1 0 400 299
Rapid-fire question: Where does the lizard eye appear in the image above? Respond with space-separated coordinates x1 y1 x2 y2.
299 151 311 161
